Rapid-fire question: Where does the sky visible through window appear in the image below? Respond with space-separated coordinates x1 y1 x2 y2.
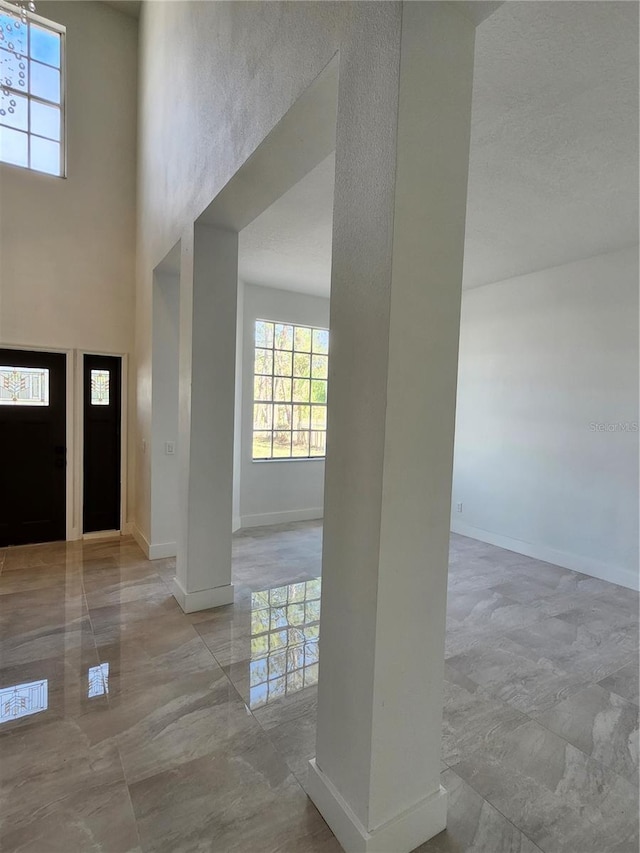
253 319 329 460
0 2 64 175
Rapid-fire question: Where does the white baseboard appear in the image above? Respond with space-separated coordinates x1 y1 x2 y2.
132 525 151 558
306 759 447 853
240 507 323 529
171 577 234 613
451 520 639 591
232 515 242 533
149 541 177 560
131 526 177 560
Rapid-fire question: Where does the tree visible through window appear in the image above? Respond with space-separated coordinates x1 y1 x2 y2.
253 319 328 460
0 2 65 176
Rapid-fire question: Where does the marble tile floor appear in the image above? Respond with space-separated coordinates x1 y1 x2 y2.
0 523 637 852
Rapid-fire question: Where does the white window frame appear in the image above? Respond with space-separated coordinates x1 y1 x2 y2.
252 319 329 462
0 0 66 177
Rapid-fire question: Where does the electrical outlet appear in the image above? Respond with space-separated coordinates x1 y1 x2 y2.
165 441 175 455
456 502 463 513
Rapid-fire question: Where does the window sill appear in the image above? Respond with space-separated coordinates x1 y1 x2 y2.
252 457 326 463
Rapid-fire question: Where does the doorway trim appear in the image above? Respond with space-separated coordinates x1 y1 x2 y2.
0 341 128 542
77 350 129 540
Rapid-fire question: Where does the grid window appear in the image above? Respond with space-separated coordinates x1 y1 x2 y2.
0 2 64 176
253 319 329 460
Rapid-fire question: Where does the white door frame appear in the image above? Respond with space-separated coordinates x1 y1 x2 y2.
0 342 128 541
78 350 129 540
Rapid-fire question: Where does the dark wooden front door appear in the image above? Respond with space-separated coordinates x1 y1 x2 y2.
0 349 67 547
83 354 121 533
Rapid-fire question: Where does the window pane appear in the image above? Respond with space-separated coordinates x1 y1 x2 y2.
272 431 291 458
291 431 310 457
253 403 272 430
305 663 319 686
273 377 291 402
311 354 328 379
312 329 329 354
253 431 272 459
310 431 326 457
255 320 274 349
0 124 27 166
30 134 59 175
293 353 310 378
0 46 28 91
311 380 327 404
274 350 292 376
30 60 60 103
0 90 27 130
30 25 60 68
30 100 60 140
0 14 27 56
294 327 311 352
254 376 272 401
292 379 310 403
0 366 49 406
311 406 327 431
274 404 291 430
292 404 310 430
90 369 110 405
254 348 273 376
274 323 293 350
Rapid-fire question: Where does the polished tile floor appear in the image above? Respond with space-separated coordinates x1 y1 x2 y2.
0 522 638 852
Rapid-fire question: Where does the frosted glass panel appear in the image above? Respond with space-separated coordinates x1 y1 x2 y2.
0 366 49 406
90 369 109 406
0 90 27 130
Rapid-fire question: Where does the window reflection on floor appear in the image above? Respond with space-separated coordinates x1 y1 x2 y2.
249 578 321 709
0 679 48 724
87 662 109 698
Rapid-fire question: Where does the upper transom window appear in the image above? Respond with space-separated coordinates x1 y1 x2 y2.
0 1 64 176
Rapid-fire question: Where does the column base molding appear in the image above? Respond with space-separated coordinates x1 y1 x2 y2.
171 577 234 613
306 759 447 853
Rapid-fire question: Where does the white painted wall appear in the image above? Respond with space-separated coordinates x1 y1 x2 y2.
452 246 639 589
0 1 137 532
150 270 179 554
134 0 402 539
238 282 329 527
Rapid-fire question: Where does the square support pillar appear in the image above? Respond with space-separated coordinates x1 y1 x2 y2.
173 223 238 613
307 3 476 851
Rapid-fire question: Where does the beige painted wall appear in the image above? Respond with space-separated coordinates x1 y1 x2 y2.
0 0 138 531
0 0 137 355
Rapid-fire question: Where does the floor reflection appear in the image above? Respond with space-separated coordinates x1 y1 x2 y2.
249 578 321 709
88 662 109 698
0 678 48 724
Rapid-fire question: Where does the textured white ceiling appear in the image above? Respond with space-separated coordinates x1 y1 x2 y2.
239 154 335 296
239 1 638 296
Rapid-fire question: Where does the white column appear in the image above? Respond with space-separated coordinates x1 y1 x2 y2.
172 223 237 613
307 4 476 852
